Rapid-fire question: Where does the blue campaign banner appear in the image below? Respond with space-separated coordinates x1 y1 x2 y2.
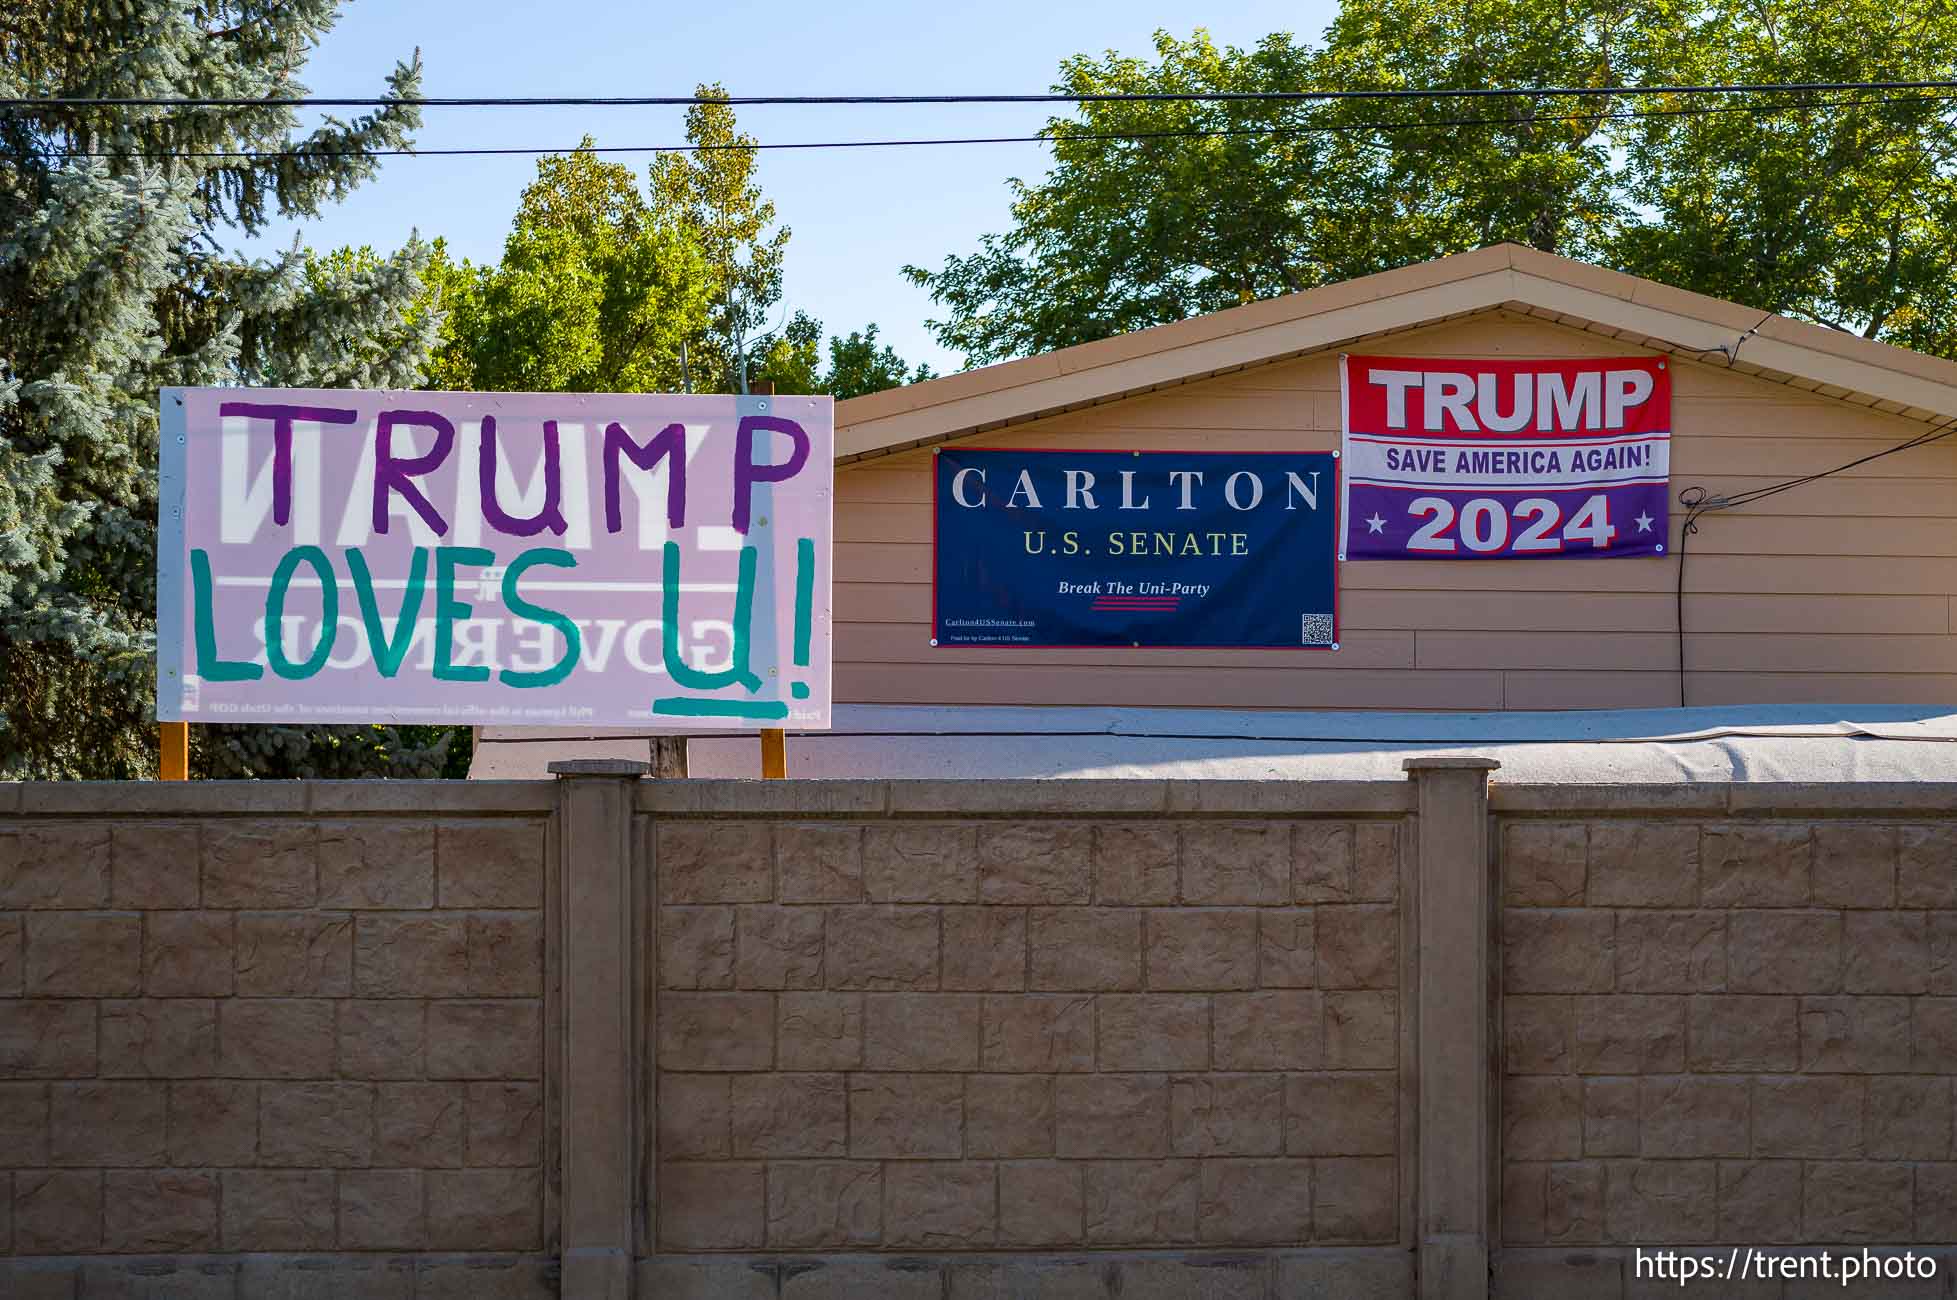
933 448 1340 649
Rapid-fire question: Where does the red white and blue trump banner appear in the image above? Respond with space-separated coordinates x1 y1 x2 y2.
1340 354 1670 560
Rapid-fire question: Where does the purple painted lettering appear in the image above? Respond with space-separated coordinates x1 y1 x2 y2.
372 409 456 536
217 401 358 528
731 415 810 534
478 416 567 537
604 420 687 534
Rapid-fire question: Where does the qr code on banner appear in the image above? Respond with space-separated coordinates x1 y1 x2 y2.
1301 613 1335 646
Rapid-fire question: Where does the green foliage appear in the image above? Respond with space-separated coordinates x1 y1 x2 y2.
909 5 1957 363
824 324 938 399
0 0 449 779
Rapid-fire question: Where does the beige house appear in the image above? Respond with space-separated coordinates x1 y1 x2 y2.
476 244 1957 777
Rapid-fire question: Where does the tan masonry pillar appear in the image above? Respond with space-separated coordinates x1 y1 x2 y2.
551 758 650 1300
1404 755 1501 1300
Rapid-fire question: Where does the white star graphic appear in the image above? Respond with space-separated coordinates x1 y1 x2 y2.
1365 513 1387 534
1634 512 1655 533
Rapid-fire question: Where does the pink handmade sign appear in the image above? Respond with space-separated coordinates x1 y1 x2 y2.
157 389 833 729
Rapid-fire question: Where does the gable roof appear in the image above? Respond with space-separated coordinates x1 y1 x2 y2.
834 242 1957 464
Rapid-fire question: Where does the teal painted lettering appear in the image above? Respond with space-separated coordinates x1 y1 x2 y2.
793 536 815 667
347 547 427 678
659 540 762 693
652 696 788 719
434 546 495 683
501 548 580 688
190 549 263 681
265 546 338 680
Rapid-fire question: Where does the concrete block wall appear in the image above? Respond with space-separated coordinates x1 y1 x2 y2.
0 783 556 1297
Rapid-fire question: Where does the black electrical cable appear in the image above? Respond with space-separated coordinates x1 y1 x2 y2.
34 88 1957 161
10 77 1957 110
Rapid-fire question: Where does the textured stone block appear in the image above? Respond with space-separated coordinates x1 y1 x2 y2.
337 998 424 1079
468 1082 543 1167
978 823 1091 904
436 819 542 908
469 913 542 998
260 1081 375 1166
26 912 141 995
1315 1156 1396 1242
1171 1074 1283 1156
1915 997 1957 1070
1604 1159 1714 1242
1214 989 1324 1069
217 999 335 1077
827 905 939 990
768 1160 881 1247
1868 1076 1951 1159
1686 995 1796 1071
111 822 201 908
0 1082 48 1166
14 1170 101 1252
1582 1077 1639 1157
1316 905 1396 989
863 824 978 902
1258 909 1316 987
1097 993 1206 1071
778 1259 940 1300
425 1167 542 1249
354 914 470 996
1614 909 1725 992
51 1081 166 1166
221 1170 335 1249
1812 823 1898 907
998 1161 1084 1246
863 992 978 1070
340 1168 424 1249
942 906 1027 990
1494 1250 1621 1299
1917 1163 1957 1239
100 998 217 1078
773 992 859 1070
1845 910 1928 993
319 820 436 909
1084 1159 1197 1244
658 1073 729 1159
1933 916 1957 995
1277 1251 1413 1298
1146 909 1258 990
1056 1074 1170 1157
1118 1257 1265 1299
1 823 109 908
884 1162 996 1247
1753 1075 1864 1157
1728 910 1841 993
237 1256 411 1300
965 1074 1055 1158
1638 1075 1748 1157
1286 1072 1396 1156
1325 990 1397 1069
375 1081 466 1167
0 912 18 996
202 822 317 908
1546 1160 1605 1243
1504 822 1587 906
657 822 773 903
1505 908 1615 993
778 824 864 903
1504 1076 1581 1160
427 1000 542 1079
732 1073 848 1156
1587 822 1700 907
1505 996 1574 1074
1804 1161 1912 1242
1802 995 1910 1072
1029 907 1141 990
1900 825 1957 908
0 999 95 1077
735 905 825 989
167 1080 257 1166
102 1170 219 1252
658 992 776 1073
418 1256 552 1300
1095 823 1178 905
658 906 735 990
1701 825 1810 907
235 910 353 995
1573 995 1683 1074
849 1074 962 1158
145 911 234 996
1506 1163 1544 1242
1717 1159 1802 1242
1182 822 1288 904
981 993 1093 1071
1197 1157 1311 1243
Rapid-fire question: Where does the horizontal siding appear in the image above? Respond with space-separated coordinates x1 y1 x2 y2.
831 310 1957 710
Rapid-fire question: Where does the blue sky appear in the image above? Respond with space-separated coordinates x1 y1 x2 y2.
247 0 1343 376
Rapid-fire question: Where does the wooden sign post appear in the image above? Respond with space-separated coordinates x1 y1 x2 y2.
160 722 188 780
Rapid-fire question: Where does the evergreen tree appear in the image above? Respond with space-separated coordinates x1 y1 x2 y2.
0 1 452 778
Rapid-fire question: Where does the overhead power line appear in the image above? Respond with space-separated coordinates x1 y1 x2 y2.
37 88 1957 161
8 78 1957 110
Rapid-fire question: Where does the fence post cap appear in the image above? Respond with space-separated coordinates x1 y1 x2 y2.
1402 754 1502 772
548 759 652 777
